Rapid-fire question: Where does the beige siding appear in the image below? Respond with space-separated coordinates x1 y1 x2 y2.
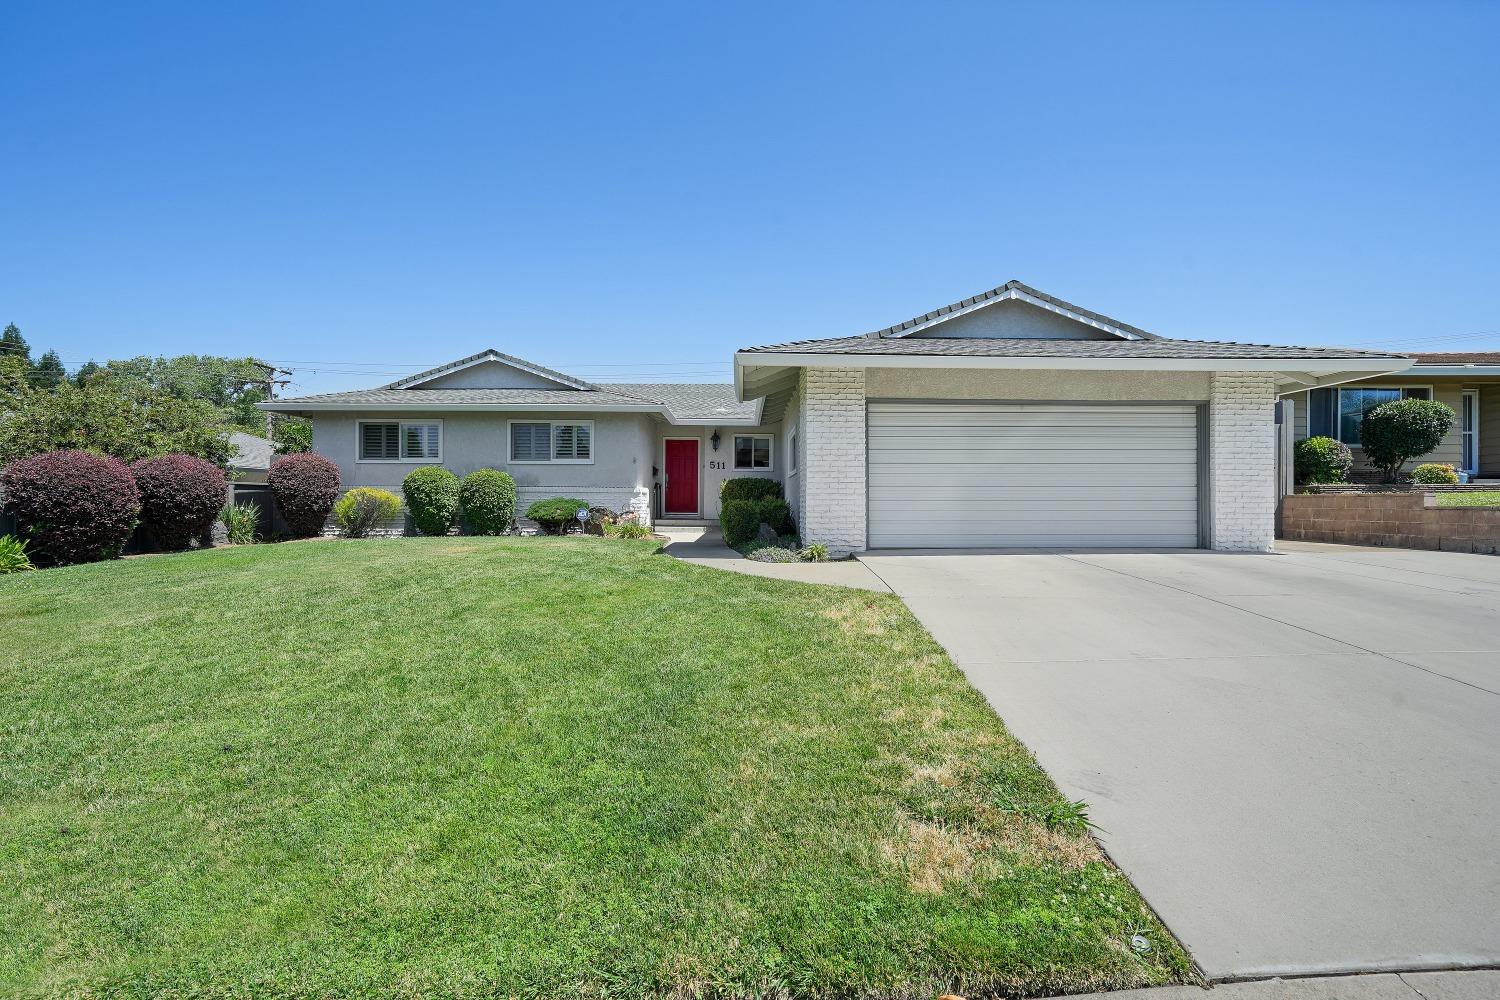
1481 385 1500 475
1287 378 1484 474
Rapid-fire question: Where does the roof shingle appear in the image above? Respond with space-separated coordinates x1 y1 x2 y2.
737 336 1408 361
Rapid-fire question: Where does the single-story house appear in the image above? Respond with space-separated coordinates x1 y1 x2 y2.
1284 353 1500 480
261 281 1410 552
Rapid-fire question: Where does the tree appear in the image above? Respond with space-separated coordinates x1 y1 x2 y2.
31 350 67 391
1 323 31 368
100 355 274 433
271 413 313 454
0 371 232 467
1358 398 1456 482
72 360 102 385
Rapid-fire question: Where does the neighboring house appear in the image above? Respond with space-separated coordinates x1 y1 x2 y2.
1283 353 1500 479
228 431 273 485
263 281 1409 552
259 351 776 526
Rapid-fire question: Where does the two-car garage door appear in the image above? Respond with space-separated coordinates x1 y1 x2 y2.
867 401 1201 548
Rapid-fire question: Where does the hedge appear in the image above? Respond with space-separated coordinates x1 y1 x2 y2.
1293 436 1352 485
0 449 141 566
526 497 590 535
459 469 517 535
720 478 783 505
268 453 341 537
403 467 460 536
132 453 228 551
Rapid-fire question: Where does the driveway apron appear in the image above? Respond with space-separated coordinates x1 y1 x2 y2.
859 545 1500 981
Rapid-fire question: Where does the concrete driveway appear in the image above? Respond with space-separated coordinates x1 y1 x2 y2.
859 541 1500 982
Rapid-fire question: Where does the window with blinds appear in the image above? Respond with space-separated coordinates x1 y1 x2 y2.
360 422 400 461
359 421 441 461
554 423 590 461
510 422 551 461
511 421 592 462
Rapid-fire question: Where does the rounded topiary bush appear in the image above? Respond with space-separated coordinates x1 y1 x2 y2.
402 466 460 536
1359 398 1455 481
132 453 228 551
267 452 341 537
459 469 517 535
1293 435 1353 485
1411 462 1460 485
525 497 589 535
720 498 759 547
0 449 141 566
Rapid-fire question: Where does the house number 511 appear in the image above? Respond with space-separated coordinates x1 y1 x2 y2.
708 460 727 470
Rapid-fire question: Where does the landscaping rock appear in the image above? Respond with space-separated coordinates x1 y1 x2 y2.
755 522 779 544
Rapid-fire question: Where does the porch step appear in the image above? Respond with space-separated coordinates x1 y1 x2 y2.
655 517 717 528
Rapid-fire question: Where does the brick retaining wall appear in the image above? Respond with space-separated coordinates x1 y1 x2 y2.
1280 493 1500 554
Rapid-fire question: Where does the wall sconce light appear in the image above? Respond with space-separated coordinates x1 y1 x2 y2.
710 430 721 451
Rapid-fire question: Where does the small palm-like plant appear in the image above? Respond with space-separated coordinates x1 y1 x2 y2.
220 502 260 545
0 534 35 573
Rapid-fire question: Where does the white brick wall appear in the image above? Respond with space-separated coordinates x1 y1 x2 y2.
799 367 867 554
1210 371 1277 552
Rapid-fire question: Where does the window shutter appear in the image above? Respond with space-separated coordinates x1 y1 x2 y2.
511 422 549 461
361 422 399 460
573 423 590 459
403 423 439 459
552 423 590 460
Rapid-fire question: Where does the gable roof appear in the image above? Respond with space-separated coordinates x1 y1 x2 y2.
382 349 597 391
868 279 1160 341
739 336 1408 362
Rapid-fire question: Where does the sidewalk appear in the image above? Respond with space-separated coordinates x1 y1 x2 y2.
656 526 890 592
1069 969 1495 999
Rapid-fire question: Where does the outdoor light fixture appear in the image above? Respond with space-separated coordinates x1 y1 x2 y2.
710 430 721 451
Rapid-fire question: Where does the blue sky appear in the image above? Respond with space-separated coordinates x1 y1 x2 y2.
3 1 1496 395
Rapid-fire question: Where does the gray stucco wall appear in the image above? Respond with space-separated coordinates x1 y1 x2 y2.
313 411 653 494
412 361 575 390
864 368 1212 400
912 299 1117 340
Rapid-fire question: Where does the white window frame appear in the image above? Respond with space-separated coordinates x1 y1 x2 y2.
507 419 595 465
732 433 774 471
1461 390 1479 475
1334 386 1434 446
787 425 798 476
356 419 443 464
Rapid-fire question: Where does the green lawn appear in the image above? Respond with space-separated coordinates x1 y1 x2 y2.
0 538 1190 998
1436 490 1500 507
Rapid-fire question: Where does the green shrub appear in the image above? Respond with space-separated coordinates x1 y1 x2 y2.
220 501 260 545
0 534 34 573
721 495 797 547
333 487 403 539
1359 398 1455 481
402 467 460 536
720 499 760 547
1411 462 1460 485
526 497 589 535
604 520 652 540
1293 436 1353 485
801 542 829 562
757 496 795 536
459 469 517 535
720 478 783 504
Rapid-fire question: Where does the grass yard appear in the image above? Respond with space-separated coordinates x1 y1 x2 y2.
1 538 1190 998
1435 490 1500 507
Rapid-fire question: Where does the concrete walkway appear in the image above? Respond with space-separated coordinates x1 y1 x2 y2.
657 527 890 591
861 544 1500 982
1072 969 1497 999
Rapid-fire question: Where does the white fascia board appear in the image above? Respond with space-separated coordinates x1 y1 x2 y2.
735 352 1412 374
256 399 765 426
886 287 1145 341
1406 365 1500 376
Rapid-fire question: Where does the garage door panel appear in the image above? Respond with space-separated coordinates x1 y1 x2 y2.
867 401 1200 549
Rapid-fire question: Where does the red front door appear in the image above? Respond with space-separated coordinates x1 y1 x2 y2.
664 439 699 515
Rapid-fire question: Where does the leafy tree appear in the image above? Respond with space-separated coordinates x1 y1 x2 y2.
73 360 103 385
1358 398 1455 482
271 413 313 454
0 323 31 368
100 355 273 433
31 350 67 391
0 371 232 467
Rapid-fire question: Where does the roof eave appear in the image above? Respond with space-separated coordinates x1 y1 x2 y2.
1406 364 1500 376
256 399 765 426
735 352 1413 375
